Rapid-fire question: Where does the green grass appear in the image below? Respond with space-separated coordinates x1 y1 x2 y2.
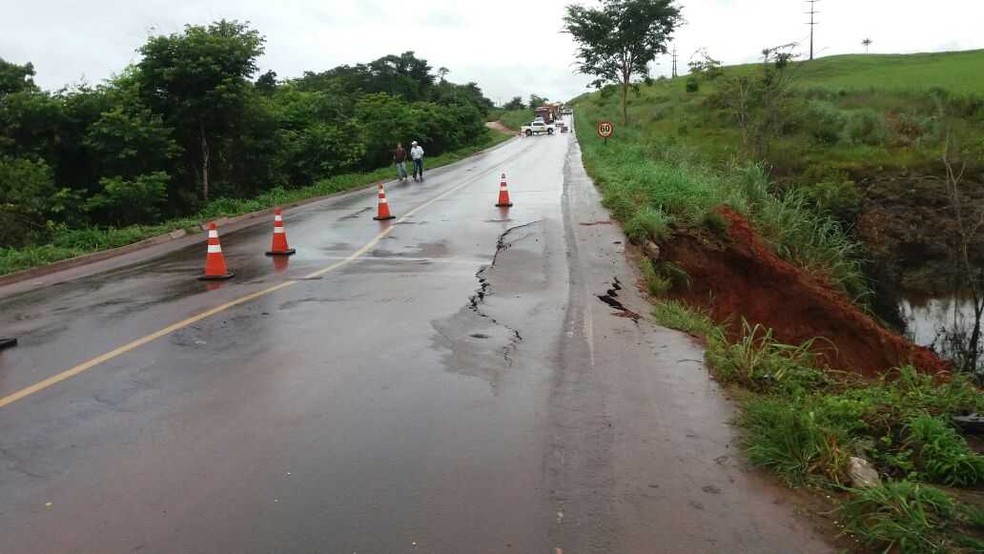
586 49 984 184
794 51 984 94
574 108 869 300
648 297 984 550
698 50 984 94
0 130 512 276
579 48 984 552
841 481 959 554
651 299 720 338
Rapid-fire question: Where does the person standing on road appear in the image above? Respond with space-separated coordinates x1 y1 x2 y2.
394 142 408 182
410 140 424 182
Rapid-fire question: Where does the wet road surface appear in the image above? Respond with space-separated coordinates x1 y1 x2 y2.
0 124 833 552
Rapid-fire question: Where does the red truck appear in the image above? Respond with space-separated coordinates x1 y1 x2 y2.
534 103 562 124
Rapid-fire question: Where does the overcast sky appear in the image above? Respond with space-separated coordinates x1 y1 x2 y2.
1 0 981 103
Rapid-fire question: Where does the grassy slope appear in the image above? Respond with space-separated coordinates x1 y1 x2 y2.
793 50 984 93
716 50 984 93
574 50 984 551
617 49 984 175
0 130 512 276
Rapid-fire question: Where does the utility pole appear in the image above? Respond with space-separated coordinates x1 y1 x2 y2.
806 0 819 61
671 44 678 78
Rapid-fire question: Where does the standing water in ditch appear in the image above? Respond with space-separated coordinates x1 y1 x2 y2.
901 294 983 377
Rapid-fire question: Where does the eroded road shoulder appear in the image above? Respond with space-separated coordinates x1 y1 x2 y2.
547 140 835 553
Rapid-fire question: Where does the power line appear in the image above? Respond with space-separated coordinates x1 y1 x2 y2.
805 0 819 61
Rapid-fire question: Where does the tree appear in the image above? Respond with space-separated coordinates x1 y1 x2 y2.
0 58 37 97
137 20 264 202
528 94 548 109
564 0 681 125
438 67 449 82
0 156 56 246
503 96 525 110
256 70 278 94
862 38 872 53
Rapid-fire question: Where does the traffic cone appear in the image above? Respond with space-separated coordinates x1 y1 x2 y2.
199 222 235 281
265 208 296 256
495 173 513 207
373 183 396 221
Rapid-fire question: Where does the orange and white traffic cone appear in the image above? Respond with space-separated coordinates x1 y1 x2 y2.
495 173 513 207
199 222 235 281
265 207 296 256
373 183 396 221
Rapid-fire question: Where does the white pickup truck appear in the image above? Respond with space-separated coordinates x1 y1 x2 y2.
521 119 555 136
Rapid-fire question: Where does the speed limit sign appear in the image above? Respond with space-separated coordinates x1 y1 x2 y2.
596 120 614 139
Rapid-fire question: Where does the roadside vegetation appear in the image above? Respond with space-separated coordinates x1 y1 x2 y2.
487 108 532 131
488 94 557 130
577 47 984 378
0 135 508 275
0 20 505 276
573 39 984 551
649 298 984 552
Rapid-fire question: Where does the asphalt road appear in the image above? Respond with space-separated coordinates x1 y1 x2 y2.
0 123 833 553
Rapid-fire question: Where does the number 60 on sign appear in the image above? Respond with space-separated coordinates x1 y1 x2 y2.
596 120 614 140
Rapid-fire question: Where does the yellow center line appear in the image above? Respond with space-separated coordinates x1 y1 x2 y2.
0 164 504 410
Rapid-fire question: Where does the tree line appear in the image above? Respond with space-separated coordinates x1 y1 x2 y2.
0 20 494 248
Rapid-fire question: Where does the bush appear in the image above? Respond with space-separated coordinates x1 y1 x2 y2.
844 108 887 145
0 156 56 247
806 102 846 145
798 174 862 222
85 171 170 226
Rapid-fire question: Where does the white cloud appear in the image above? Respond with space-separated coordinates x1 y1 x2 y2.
1 0 980 102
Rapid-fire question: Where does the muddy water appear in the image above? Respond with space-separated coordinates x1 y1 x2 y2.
901 295 979 348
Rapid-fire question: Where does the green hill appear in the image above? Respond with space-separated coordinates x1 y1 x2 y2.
792 50 984 93
712 50 984 94
574 47 983 296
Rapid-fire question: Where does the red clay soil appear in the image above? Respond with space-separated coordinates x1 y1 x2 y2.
661 207 948 378
484 121 516 135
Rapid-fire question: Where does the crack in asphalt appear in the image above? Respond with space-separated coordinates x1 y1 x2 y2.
466 221 541 366
596 276 641 322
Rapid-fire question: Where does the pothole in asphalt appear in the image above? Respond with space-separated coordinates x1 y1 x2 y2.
470 333 491 339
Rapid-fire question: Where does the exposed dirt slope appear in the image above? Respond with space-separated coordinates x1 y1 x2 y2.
662 207 948 377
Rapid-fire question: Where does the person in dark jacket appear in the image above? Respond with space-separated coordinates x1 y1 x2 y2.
394 143 408 182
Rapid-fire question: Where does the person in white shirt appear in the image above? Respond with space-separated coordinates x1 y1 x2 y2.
410 140 425 182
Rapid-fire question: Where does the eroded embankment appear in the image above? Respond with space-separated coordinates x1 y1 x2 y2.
660 206 948 377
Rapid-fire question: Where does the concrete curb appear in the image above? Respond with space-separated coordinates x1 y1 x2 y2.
0 137 518 289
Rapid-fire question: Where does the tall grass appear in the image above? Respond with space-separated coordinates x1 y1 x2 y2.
650 296 984 550
575 108 870 301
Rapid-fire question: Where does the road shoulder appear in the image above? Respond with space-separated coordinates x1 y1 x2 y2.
548 138 835 552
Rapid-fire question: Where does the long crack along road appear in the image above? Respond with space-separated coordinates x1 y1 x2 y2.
0 123 833 552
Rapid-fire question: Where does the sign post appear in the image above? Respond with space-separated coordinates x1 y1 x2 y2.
596 120 614 144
